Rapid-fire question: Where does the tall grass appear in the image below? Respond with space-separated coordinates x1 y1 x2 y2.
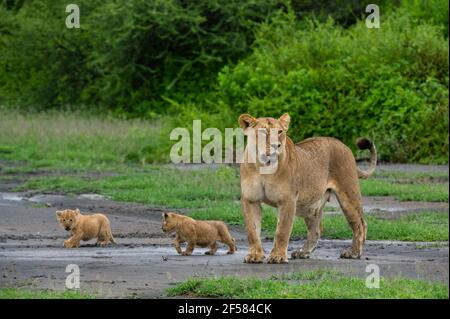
0 111 173 170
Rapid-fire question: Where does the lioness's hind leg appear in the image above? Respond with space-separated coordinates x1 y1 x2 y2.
334 189 366 259
205 242 217 255
291 210 322 259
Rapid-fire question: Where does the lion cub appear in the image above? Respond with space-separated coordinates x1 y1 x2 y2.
162 212 236 256
56 209 116 248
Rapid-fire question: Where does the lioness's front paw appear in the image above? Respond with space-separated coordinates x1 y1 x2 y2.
340 248 361 259
267 253 288 264
243 253 264 263
181 251 192 256
291 249 310 259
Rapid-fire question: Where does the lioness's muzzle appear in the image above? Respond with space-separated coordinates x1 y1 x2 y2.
259 143 280 163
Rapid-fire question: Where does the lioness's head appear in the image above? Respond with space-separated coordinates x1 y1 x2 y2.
56 209 81 231
161 212 178 233
238 113 291 163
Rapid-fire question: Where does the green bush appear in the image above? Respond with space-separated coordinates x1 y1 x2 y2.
0 0 99 108
218 9 449 163
0 1 448 163
0 0 282 114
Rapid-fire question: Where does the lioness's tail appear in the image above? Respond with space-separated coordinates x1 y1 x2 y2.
356 138 377 179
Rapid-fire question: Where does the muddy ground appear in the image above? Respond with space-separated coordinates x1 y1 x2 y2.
0 164 448 298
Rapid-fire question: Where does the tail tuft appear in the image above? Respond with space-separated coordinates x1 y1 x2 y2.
356 137 377 179
356 137 373 150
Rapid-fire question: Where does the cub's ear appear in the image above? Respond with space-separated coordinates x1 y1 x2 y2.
56 211 63 218
75 208 81 215
238 114 256 133
162 212 169 219
279 113 291 131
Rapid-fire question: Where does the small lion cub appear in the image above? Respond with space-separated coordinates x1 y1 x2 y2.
56 208 116 248
162 212 236 256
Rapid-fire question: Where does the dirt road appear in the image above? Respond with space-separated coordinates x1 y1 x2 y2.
0 188 448 298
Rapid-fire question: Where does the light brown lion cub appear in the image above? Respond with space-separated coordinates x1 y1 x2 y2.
162 212 236 256
56 209 116 248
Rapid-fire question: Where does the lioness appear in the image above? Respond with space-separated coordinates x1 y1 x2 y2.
162 212 236 256
238 113 376 263
56 209 116 248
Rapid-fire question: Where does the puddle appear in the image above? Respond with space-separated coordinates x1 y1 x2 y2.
0 192 24 202
79 194 107 200
0 189 447 298
327 195 448 214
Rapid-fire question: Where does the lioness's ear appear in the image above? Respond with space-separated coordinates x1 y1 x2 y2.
162 212 168 219
279 113 291 131
238 114 256 133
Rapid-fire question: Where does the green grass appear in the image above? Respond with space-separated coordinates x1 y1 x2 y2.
1 111 447 203
0 288 95 299
0 111 173 171
15 166 241 209
166 271 449 299
1 111 448 241
373 170 449 183
16 174 449 241
360 179 448 202
14 165 449 241
15 166 447 208
191 205 449 241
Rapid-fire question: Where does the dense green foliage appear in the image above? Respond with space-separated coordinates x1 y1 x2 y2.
218 10 449 162
0 0 448 163
0 0 283 114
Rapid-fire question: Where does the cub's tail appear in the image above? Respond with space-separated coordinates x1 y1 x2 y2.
356 138 377 179
109 232 117 245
